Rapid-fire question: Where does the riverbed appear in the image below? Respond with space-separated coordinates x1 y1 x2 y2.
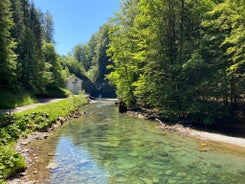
9 99 245 184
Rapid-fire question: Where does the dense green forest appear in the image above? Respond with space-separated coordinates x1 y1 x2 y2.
107 0 245 124
0 0 113 109
0 0 244 125
0 0 68 105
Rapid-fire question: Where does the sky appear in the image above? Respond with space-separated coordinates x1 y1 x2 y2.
32 0 121 55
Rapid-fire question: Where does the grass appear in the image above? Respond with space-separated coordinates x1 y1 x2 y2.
0 90 37 110
0 93 89 182
16 95 88 122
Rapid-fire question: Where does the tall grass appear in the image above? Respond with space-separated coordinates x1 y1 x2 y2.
0 90 37 109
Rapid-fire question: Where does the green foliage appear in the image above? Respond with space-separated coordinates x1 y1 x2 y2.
1 0 68 106
72 24 112 83
0 145 26 181
44 86 71 98
41 42 66 94
107 0 140 106
0 90 37 110
61 55 86 78
0 0 17 89
16 94 88 124
107 0 245 124
40 11 55 43
0 113 16 128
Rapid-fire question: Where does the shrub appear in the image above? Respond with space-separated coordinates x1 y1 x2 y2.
43 86 71 98
0 145 26 181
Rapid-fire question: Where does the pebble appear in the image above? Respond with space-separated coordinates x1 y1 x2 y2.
176 172 187 177
129 152 138 157
165 170 174 176
46 162 58 169
160 152 169 157
142 178 153 184
167 179 177 184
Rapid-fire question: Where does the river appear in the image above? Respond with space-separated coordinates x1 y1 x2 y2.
21 99 245 184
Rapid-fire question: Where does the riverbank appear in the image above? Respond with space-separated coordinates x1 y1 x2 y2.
127 110 245 150
0 95 89 183
156 120 245 149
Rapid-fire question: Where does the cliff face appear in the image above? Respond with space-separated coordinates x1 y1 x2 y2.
79 75 116 98
95 81 117 98
79 75 99 97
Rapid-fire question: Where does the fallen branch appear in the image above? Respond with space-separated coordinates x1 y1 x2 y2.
155 118 166 128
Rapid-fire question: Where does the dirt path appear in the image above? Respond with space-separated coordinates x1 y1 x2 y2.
0 98 66 114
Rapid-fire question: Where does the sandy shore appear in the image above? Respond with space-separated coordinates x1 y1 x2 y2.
155 120 245 150
189 129 245 148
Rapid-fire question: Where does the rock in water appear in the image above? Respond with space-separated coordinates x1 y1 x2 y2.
118 100 127 113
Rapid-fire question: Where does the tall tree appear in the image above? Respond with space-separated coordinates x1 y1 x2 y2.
200 0 245 111
107 0 139 106
42 42 64 88
41 11 55 43
0 0 17 88
16 1 44 93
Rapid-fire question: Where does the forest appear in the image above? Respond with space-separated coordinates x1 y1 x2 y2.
107 0 245 125
0 0 244 125
0 0 112 109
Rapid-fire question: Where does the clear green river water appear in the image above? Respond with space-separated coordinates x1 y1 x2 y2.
46 99 245 184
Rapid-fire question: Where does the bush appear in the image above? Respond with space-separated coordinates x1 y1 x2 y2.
43 86 71 98
0 113 16 128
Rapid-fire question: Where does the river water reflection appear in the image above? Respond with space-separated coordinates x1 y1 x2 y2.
48 99 245 184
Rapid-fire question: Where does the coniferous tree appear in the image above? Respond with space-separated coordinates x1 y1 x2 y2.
16 1 44 93
0 0 17 89
41 11 55 43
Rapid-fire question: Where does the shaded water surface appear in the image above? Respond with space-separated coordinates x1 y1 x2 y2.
47 99 245 184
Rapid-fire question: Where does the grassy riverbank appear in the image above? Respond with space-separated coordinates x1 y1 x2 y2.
0 94 89 183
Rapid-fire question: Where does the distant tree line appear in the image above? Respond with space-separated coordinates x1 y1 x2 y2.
0 0 68 97
107 0 245 124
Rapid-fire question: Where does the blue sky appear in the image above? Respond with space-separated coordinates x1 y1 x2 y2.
33 0 121 55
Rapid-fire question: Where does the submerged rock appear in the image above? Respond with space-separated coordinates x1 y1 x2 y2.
142 177 153 184
46 162 58 169
167 179 177 184
176 172 187 177
118 100 127 113
165 170 175 176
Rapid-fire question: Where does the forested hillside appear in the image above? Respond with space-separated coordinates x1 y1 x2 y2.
0 0 116 108
0 0 69 108
107 0 245 124
0 0 98 108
